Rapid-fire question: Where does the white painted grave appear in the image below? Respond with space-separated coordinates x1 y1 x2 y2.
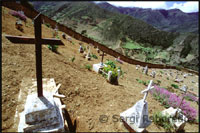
144 66 148 75
150 70 156 78
17 78 66 132
93 62 106 73
180 85 188 92
161 107 188 131
136 65 140 70
86 46 91 60
120 80 153 132
79 45 84 53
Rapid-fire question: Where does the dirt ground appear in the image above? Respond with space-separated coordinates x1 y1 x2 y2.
2 7 199 132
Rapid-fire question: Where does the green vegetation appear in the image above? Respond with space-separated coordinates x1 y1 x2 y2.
152 112 174 132
91 54 98 59
71 56 75 62
171 84 179 89
136 79 150 86
85 64 92 71
48 45 58 52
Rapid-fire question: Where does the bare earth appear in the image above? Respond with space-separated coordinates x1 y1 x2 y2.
2 7 199 132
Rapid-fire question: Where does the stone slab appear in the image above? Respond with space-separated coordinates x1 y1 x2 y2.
120 100 152 132
15 78 66 132
161 107 188 131
24 92 58 125
93 63 106 73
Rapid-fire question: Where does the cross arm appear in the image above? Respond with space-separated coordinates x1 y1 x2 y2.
5 35 64 45
5 35 35 44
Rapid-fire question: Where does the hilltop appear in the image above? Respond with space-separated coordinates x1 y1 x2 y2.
2 6 199 132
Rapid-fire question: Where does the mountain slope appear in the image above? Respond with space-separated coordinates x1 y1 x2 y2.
97 2 199 33
31 1 198 71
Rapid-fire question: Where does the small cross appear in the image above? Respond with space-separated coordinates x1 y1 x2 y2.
5 13 64 97
141 80 154 101
99 51 105 66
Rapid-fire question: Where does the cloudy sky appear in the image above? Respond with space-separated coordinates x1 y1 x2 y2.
97 1 199 13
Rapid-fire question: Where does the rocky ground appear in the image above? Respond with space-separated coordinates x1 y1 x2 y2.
2 7 199 132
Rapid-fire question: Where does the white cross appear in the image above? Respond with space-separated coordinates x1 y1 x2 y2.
141 80 154 101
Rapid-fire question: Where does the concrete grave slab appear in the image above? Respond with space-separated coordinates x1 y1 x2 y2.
14 78 66 132
93 62 107 73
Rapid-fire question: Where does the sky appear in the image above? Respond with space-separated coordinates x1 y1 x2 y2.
97 1 199 13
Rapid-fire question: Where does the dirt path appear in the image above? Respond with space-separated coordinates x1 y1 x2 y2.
2 7 199 132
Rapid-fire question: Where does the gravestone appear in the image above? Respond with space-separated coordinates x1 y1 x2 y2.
93 52 106 73
161 84 188 131
180 85 188 92
183 74 188 78
79 43 84 53
62 33 66 39
6 13 66 132
136 65 140 70
16 18 23 32
150 70 156 78
96 47 100 53
120 80 153 132
144 65 148 75
86 46 91 60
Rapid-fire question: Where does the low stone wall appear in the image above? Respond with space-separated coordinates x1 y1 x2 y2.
3 1 198 75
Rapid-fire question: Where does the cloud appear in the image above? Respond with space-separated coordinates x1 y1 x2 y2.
107 1 168 9
106 1 199 13
170 2 199 13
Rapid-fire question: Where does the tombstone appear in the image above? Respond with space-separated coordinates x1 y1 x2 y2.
107 71 112 81
161 85 188 131
5 13 66 132
180 85 188 92
96 47 100 53
136 65 140 70
53 25 58 37
117 69 121 80
15 19 23 32
183 73 188 78
150 70 156 78
93 52 105 73
86 46 91 60
120 80 153 132
62 33 66 39
79 45 84 53
144 65 148 75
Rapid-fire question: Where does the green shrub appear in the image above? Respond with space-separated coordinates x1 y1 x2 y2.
152 112 174 132
48 45 58 52
85 64 92 71
171 84 179 89
71 56 75 62
91 54 98 59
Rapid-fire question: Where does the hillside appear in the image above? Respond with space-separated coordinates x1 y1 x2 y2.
31 1 199 71
96 2 199 33
2 6 199 132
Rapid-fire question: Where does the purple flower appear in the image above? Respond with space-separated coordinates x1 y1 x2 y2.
151 85 197 121
10 10 27 22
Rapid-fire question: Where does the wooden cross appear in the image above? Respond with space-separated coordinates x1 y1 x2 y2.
100 52 105 64
5 13 64 97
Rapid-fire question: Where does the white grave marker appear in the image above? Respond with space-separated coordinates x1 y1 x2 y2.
144 66 148 75
120 80 153 132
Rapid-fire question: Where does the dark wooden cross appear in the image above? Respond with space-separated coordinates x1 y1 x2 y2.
5 13 64 97
100 51 105 63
